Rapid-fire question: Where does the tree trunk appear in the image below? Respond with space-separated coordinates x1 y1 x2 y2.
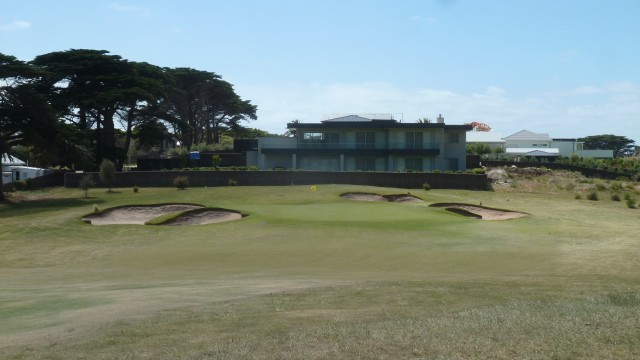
119 106 136 171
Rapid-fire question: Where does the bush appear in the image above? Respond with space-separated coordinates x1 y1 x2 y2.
423 182 431 191
228 178 238 186
467 168 485 175
595 183 607 191
574 193 582 200
79 175 96 198
564 183 576 191
611 194 621 201
626 197 637 209
133 185 139 193
13 180 28 191
99 159 116 191
212 154 222 169
586 191 599 201
173 176 189 190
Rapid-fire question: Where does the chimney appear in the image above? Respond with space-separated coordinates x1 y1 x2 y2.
437 114 444 123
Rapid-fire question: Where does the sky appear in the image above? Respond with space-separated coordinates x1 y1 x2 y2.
1 0 639 142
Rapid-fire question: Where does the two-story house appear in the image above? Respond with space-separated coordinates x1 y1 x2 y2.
256 114 471 172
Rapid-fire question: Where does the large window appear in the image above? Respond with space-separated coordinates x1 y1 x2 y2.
405 158 423 172
356 132 375 149
302 132 339 148
447 133 459 144
406 132 423 149
355 157 376 171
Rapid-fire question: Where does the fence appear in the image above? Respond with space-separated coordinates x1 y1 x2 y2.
65 170 489 190
2 171 65 192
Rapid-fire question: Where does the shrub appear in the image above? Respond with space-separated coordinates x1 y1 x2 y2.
611 194 621 202
467 168 486 175
133 185 139 193
564 183 576 191
574 193 582 200
99 159 116 192
624 193 633 201
13 180 28 191
79 175 96 198
586 191 599 201
173 176 189 190
595 183 607 191
626 197 637 209
212 154 222 169
610 182 623 191
423 182 431 191
228 178 238 186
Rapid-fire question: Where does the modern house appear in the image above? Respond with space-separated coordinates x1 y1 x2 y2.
255 114 471 172
502 130 613 159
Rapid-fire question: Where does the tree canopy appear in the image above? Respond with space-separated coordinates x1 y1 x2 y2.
0 49 258 177
1 53 59 199
578 134 636 158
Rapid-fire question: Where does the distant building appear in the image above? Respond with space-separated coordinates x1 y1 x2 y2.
255 114 471 171
1 154 52 184
494 130 613 159
466 132 506 150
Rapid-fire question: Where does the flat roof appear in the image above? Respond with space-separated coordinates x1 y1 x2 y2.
288 122 472 131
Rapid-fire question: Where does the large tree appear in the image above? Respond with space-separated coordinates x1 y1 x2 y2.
578 134 636 158
159 68 256 149
1 54 58 199
31 50 170 170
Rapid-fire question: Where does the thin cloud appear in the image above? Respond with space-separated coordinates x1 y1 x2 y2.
0 20 31 31
236 81 640 141
107 2 152 17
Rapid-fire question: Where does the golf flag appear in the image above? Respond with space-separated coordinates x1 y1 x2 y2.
310 185 317 191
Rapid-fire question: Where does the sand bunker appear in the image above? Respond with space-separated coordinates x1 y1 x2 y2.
341 192 424 203
429 203 527 221
162 208 243 226
83 204 243 226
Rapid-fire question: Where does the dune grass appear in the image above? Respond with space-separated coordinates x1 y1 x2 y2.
1 183 639 359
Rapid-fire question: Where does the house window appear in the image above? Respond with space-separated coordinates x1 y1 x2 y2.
302 132 338 148
355 157 376 171
15 171 20 180
406 132 423 149
532 144 538 147
447 133 459 144
356 132 375 149
405 158 423 172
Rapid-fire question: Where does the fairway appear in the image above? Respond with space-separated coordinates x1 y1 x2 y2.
1 184 639 359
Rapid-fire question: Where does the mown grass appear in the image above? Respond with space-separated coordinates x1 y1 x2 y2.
1 182 640 359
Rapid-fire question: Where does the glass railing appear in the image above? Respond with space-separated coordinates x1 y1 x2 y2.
298 142 439 149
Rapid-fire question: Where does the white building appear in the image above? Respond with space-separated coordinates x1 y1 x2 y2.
1 154 52 184
501 130 613 159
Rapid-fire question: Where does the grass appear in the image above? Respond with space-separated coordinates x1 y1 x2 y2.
1 181 640 359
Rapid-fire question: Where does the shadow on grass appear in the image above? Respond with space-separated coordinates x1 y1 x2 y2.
0 197 106 217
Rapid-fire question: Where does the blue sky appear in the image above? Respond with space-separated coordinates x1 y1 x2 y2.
1 1 639 141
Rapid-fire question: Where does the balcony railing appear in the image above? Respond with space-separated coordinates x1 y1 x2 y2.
298 142 439 149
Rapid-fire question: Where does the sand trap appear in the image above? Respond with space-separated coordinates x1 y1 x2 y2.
429 203 527 221
84 204 244 226
161 208 243 226
341 192 424 203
